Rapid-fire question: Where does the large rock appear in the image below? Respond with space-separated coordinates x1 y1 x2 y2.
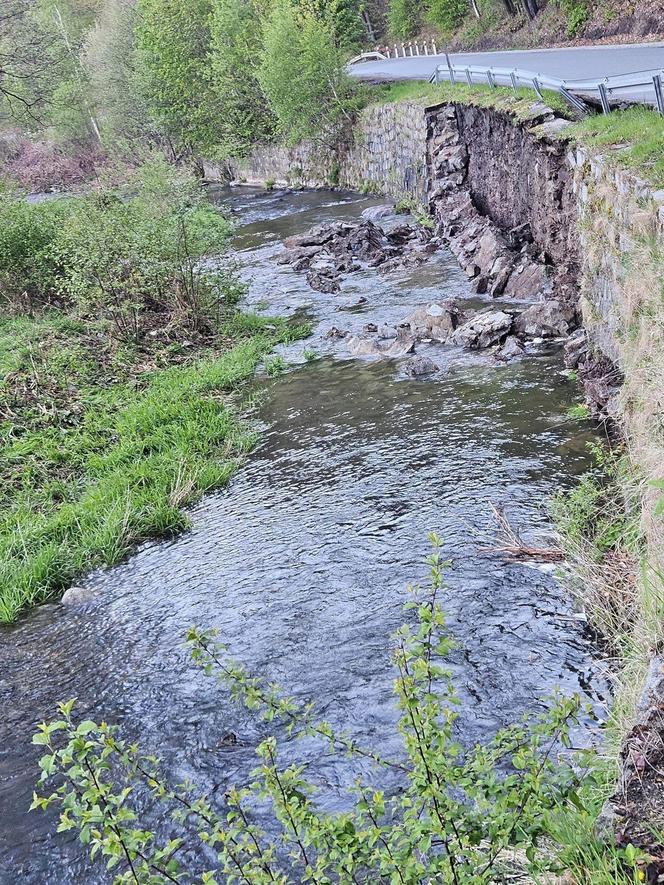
306 267 340 294
496 335 525 362
346 329 416 358
451 310 513 349
514 300 577 338
564 329 588 368
503 260 551 300
361 204 395 222
403 355 438 377
403 301 462 342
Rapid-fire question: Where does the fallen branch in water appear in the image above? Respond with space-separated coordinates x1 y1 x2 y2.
479 504 564 562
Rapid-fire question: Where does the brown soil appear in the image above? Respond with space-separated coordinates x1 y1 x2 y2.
444 0 664 53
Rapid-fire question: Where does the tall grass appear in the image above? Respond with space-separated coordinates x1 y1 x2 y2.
0 313 306 622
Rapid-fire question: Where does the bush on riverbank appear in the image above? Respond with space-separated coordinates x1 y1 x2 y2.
0 158 235 337
30 541 648 882
0 165 308 621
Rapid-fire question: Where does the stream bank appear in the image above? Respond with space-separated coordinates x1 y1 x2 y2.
0 187 608 881
208 91 664 853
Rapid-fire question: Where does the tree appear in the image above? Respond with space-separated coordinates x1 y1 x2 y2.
135 0 219 153
258 0 360 145
208 0 275 157
0 0 54 123
426 0 468 33
387 0 420 40
83 0 157 155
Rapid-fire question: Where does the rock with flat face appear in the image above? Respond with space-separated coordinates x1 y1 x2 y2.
451 310 513 349
346 331 416 358
503 260 551 300
404 301 462 342
496 335 525 362
514 300 577 338
361 204 395 222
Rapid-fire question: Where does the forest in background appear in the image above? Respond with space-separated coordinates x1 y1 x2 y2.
1 0 662 193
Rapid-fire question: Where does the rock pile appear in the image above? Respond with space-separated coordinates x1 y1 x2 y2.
276 218 436 293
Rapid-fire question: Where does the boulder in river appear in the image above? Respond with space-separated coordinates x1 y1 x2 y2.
307 267 341 294
404 301 463 342
346 328 416 359
496 335 526 362
403 355 438 377
361 204 395 222
451 310 513 349
61 585 94 606
514 300 577 338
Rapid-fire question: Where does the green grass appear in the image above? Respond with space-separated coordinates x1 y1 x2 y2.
372 80 575 122
568 106 664 190
0 310 307 622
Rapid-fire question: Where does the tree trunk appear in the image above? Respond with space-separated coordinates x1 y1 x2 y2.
521 0 539 19
501 0 517 13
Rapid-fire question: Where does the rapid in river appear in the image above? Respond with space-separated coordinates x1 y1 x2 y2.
0 188 608 882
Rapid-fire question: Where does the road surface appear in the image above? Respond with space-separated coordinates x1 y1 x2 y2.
349 40 664 83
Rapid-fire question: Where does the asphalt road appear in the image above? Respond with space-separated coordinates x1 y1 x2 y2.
349 40 664 83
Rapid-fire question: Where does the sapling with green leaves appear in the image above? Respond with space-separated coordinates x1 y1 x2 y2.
32 536 631 882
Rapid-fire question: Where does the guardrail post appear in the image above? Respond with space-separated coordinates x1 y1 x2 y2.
598 81 611 114
415 42 420 56
654 74 664 116
465 67 472 86
434 66 440 85
423 42 429 56
432 39 437 55
487 69 496 88
510 71 518 93
532 77 544 100
444 51 455 85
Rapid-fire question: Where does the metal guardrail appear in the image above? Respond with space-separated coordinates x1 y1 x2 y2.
428 61 664 116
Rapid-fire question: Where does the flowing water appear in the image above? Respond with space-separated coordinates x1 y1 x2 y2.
0 188 608 883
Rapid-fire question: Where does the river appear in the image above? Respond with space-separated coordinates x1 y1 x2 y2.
0 187 607 882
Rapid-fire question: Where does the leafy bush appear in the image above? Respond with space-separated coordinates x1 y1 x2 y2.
0 158 233 337
55 159 233 339
426 0 468 33
559 0 589 36
0 191 72 310
387 0 420 39
30 538 643 883
259 0 362 144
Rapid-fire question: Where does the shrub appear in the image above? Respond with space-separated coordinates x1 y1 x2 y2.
426 0 468 33
387 0 420 39
0 191 72 310
30 538 646 883
259 0 361 144
55 159 233 339
559 0 589 36
0 158 233 337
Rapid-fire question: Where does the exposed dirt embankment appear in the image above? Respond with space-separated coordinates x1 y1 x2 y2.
446 0 664 52
452 105 580 274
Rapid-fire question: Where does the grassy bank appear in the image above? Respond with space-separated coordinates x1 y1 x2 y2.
0 160 309 622
0 310 306 623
